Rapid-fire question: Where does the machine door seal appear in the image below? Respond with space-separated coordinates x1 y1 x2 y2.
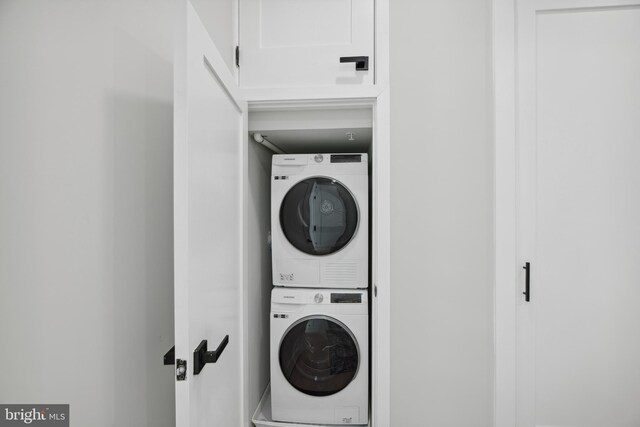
279 316 360 396
280 177 359 256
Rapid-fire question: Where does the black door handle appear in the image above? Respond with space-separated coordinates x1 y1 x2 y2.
193 335 229 375
163 346 175 365
523 262 531 302
340 56 369 71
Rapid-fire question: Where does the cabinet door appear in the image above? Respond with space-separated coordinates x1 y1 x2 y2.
174 2 246 426
239 0 374 88
515 1 640 426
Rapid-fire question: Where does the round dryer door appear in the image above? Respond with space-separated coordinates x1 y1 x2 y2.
280 177 359 256
279 316 359 397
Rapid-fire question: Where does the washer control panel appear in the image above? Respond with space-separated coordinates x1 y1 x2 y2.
271 288 367 304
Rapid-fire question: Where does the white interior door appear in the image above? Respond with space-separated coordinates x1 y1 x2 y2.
174 2 246 426
239 0 374 88
516 1 640 426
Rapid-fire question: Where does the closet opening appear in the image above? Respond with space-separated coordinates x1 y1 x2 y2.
243 101 377 427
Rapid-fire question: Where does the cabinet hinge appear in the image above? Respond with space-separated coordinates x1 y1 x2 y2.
235 46 240 68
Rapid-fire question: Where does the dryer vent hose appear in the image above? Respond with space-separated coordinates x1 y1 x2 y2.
253 133 285 154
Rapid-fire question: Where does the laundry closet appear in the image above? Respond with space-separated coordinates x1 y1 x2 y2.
169 1 390 426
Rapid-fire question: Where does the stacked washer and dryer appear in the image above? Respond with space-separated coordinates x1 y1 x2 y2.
270 153 369 426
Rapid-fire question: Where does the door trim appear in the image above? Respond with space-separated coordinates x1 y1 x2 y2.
493 1 517 426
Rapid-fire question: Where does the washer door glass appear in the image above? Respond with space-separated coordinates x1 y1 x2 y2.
279 317 359 397
280 177 359 255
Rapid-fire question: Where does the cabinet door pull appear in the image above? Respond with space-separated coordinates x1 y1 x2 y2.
340 56 369 70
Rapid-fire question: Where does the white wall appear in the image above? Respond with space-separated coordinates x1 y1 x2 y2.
0 0 495 425
0 1 175 425
244 142 273 426
389 1 494 426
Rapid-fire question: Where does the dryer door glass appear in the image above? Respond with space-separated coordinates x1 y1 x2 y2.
280 177 359 255
279 317 359 397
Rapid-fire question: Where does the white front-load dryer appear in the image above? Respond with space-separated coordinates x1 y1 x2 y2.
272 153 368 289
270 287 369 425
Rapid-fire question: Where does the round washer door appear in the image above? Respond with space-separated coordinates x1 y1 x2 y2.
280 177 359 256
279 316 359 397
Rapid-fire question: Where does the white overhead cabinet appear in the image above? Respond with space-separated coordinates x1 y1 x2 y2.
172 1 390 427
239 0 375 87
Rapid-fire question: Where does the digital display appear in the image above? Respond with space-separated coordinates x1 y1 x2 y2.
331 293 362 303
330 154 362 163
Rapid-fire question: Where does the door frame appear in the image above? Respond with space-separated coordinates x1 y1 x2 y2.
493 1 640 426
239 0 391 422
240 94 391 427
493 1 517 425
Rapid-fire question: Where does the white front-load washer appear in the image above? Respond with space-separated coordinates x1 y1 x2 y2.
272 153 368 288
270 287 369 425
